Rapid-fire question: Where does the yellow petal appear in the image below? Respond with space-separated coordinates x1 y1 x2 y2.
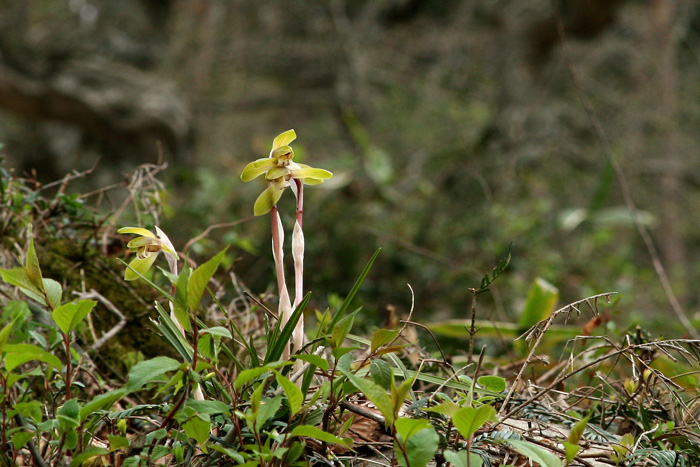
126 236 159 250
270 146 294 159
266 167 290 180
241 159 276 182
302 178 325 185
124 253 159 281
292 167 333 180
118 227 157 238
253 184 285 216
272 129 296 150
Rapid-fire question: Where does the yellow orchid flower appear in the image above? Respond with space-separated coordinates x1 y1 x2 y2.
240 129 333 216
118 226 178 281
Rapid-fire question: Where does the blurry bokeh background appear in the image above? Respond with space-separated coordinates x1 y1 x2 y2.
2 0 700 335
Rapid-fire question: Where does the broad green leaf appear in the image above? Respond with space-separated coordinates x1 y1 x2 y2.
477 375 507 393
370 358 393 389
518 277 559 329
255 395 282 430
612 433 635 463
338 367 393 425
395 419 439 467
11 431 36 451
272 129 297 150
183 416 210 453
80 389 127 421
391 378 413 416
174 265 192 332
505 439 562 467
444 449 483 467
57 398 80 431
187 400 231 415
563 441 581 466
425 400 461 418
274 371 303 416
69 447 109 467
371 329 398 352
3 343 62 373
568 415 590 444
199 326 232 339
293 354 329 371
235 362 290 390
332 311 357 348
0 268 43 303
51 299 96 335
24 232 43 290
108 435 130 451
0 319 15 354
124 254 158 281
42 279 62 309
452 405 498 441
253 184 285 216
187 247 229 313
125 356 181 392
290 425 351 447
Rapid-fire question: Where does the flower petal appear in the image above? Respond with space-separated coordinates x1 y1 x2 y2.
241 159 276 182
266 167 290 180
291 167 333 180
302 178 325 185
270 146 294 159
118 227 157 238
154 226 177 257
124 253 159 281
253 184 285 216
126 236 159 250
272 129 296 151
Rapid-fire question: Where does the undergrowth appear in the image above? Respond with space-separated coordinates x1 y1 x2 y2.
1 134 700 467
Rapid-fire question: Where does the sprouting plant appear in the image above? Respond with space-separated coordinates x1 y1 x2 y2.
241 129 332 358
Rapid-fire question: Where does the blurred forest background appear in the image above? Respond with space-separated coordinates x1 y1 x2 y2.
2 0 700 337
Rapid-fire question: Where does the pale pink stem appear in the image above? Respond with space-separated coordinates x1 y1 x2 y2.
291 179 305 353
271 205 293 359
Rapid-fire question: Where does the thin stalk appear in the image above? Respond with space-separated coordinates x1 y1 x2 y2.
271 206 292 359
291 179 305 354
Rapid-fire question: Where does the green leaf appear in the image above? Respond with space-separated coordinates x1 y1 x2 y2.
42 279 62 309
199 326 232 339
24 232 43 291
563 441 581 466
326 249 380 332
370 359 393 389
187 247 228 313
11 431 35 452
505 439 562 467
69 447 109 467
0 319 15 355
57 398 81 431
477 375 507 393
332 311 357 348
3 343 63 373
371 329 398 352
183 415 211 453
425 400 461 418
568 415 590 445
274 371 303 416
394 419 439 467
452 405 498 441
174 265 192 332
264 294 310 364
518 278 559 329
80 389 128 422
444 450 483 467
290 425 352 448
0 268 44 303
51 299 96 335
234 362 290 390
255 395 282 430
187 400 231 415
293 354 329 371
125 356 182 392
338 367 393 425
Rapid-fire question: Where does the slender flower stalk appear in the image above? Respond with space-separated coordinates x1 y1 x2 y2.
240 130 332 358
